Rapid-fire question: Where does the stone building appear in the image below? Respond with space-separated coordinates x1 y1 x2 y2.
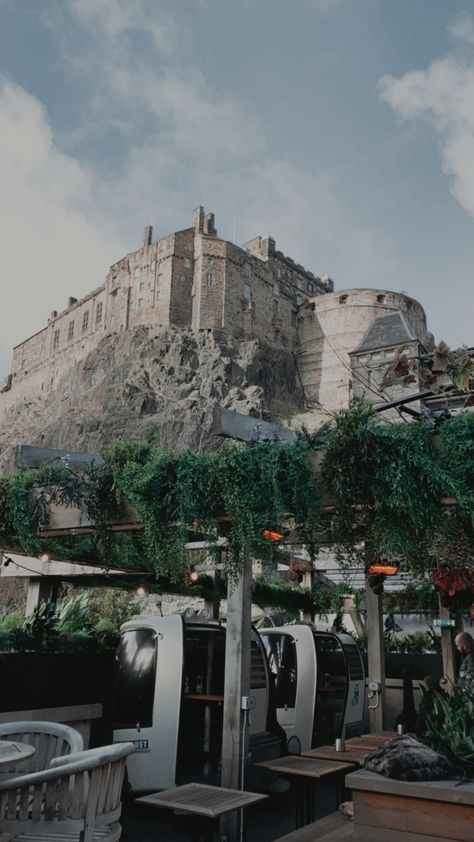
0 207 331 411
0 206 433 423
295 289 433 423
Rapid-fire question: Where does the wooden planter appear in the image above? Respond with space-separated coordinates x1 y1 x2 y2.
347 769 474 842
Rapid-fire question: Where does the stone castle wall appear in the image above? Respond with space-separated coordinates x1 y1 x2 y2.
1 207 431 424
1 207 331 414
296 288 431 416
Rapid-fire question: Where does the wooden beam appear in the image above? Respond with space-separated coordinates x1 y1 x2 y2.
221 555 252 840
0 553 130 578
15 444 102 470
439 598 458 692
213 407 296 443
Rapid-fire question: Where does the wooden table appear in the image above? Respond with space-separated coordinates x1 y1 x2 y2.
302 744 370 765
137 782 267 842
256 755 355 828
345 731 395 751
0 741 35 766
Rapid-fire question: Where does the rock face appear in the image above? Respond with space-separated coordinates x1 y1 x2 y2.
0 326 304 473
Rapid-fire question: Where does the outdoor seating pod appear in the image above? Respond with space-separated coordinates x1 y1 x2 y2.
0 720 84 780
259 625 366 751
113 614 277 794
0 741 135 842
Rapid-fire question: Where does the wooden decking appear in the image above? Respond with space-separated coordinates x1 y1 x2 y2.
273 812 354 842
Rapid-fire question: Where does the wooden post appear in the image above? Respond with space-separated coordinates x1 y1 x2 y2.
221 554 252 841
25 578 57 615
439 598 457 692
302 568 315 623
366 577 386 731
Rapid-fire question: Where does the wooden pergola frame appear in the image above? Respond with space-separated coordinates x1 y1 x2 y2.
2 441 463 833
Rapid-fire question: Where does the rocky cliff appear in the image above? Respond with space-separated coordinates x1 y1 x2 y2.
0 326 305 473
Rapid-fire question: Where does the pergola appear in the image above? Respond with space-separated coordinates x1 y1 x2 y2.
1 431 465 805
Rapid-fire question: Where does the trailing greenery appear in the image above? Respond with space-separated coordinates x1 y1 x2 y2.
0 401 473 590
321 402 474 576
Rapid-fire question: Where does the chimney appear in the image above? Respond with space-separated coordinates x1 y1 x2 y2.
67 297 77 309
193 206 205 233
204 212 217 236
143 225 153 247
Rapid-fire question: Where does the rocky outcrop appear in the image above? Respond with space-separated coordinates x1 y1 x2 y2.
0 326 304 473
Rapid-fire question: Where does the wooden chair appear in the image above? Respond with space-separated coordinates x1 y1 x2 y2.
0 721 83 780
0 742 135 842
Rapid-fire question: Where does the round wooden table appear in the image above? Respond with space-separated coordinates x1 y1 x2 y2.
0 740 36 766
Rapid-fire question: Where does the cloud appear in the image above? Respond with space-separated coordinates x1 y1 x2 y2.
0 0 395 375
378 18 474 217
0 76 124 377
449 11 474 45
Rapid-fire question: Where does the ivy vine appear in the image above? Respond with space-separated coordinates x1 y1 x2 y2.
0 401 472 591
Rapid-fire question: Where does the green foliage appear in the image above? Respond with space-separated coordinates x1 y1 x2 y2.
0 402 473 588
385 630 441 655
322 401 474 575
0 591 140 654
382 582 438 614
421 685 474 773
252 576 314 615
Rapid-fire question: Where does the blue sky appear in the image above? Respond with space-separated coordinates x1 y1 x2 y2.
1 0 474 376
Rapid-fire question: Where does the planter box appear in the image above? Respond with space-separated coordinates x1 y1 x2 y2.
0 653 115 712
347 769 474 841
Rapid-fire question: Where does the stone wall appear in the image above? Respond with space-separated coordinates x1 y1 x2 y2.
295 288 431 423
2 207 326 413
0 209 433 428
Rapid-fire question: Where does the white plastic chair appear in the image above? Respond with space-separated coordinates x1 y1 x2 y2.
0 742 135 842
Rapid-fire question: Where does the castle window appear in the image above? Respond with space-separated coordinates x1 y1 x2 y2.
140 281 144 291
150 260 156 272
207 257 214 266
82 311 89 333
339 294 348 304
138 298 143 307
53 330 60 350
273 299 279 316
297 278 304 290
185 258 192 268
243 284 252 300
273 282 280 297
376 294 386 304
276 267 282 279
291 310 297 327
68 321 75 340
206 272 214 287
96 302 103 324
243 261 252 279
308 283 314 295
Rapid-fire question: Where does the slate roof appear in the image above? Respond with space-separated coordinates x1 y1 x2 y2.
351 312 417 354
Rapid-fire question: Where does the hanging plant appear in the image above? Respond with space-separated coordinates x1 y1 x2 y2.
0 401 472 590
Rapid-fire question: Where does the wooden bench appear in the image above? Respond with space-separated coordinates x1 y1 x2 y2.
273 812 354 842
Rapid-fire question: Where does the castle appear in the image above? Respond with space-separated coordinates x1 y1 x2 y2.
0 207 433 421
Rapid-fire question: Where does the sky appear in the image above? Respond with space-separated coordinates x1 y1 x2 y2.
1 0 474 377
